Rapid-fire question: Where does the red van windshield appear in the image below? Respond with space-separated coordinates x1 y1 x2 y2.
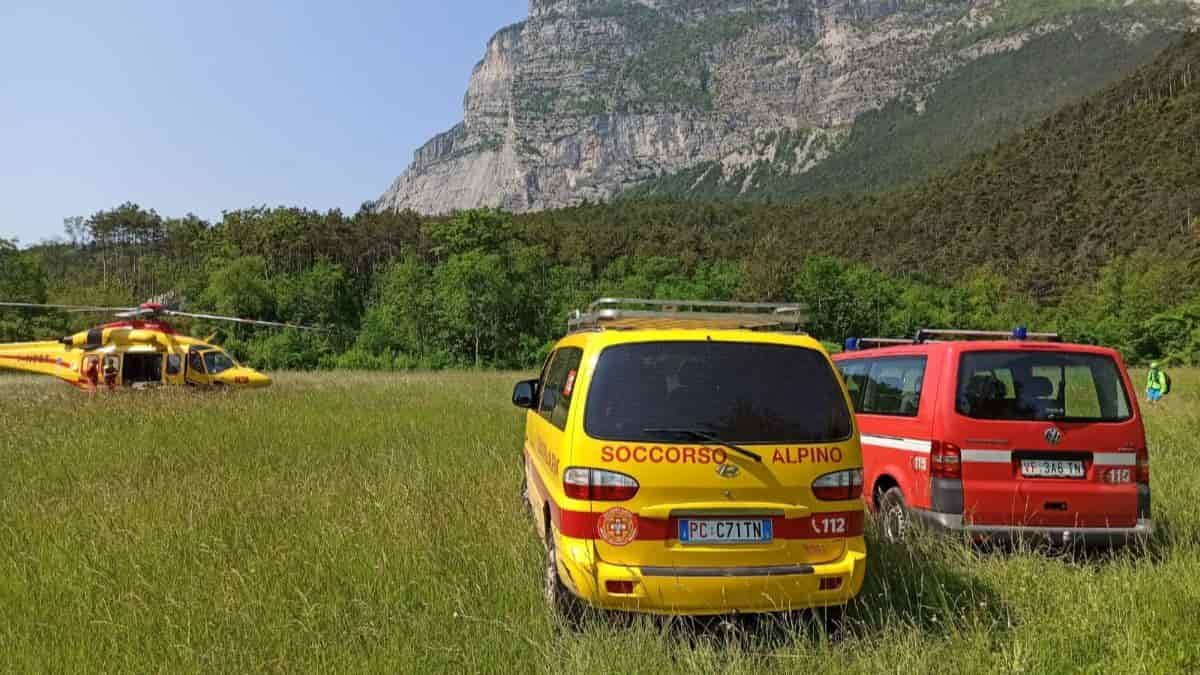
584 342 853 444
956 351 1132 422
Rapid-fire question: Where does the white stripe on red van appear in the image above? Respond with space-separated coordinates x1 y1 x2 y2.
860 434 932 454
1093 453 1137 466
960 451 1137 466
961 449 1012 463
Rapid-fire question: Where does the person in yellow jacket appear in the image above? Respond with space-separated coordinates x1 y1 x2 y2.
1146 362 1168 404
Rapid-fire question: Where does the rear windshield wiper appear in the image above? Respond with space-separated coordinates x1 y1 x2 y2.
642 428 763 463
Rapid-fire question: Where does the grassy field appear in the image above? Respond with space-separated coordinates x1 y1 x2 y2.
1 369 1198 673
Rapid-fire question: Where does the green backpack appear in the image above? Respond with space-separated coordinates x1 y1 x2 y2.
1161 372 1172 396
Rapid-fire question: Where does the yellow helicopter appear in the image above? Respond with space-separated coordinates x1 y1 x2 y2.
0 300 323 391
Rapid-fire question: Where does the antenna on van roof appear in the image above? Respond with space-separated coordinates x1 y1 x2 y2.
568 298 807 334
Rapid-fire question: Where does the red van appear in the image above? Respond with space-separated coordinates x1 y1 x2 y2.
833 329 1152 547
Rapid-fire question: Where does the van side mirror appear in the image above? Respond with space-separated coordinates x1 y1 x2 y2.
512 379 538 409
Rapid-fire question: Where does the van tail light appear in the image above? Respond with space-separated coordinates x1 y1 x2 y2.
812 469 863 501
931 442 962 480
563 467 639 501
1136 447 1150 485
819 577 844 591
605 580 635 594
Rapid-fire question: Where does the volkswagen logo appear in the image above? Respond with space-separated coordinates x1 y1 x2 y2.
1044 427 1064 446
716 463 740 479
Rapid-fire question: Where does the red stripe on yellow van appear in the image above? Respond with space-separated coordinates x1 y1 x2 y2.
527 451 863 541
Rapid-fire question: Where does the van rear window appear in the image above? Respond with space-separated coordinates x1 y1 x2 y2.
584 342 853 444
956 351 1132 422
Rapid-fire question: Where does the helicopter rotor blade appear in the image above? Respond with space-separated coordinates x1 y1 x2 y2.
114 307 161 319
162 310 328 332
0 301 135 313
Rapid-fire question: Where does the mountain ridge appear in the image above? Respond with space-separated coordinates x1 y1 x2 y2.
506 28 1200 298
376 0 1199 214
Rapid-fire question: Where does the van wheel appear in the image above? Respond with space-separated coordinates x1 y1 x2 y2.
819 604 846 639
544 534 583 627
879 488 910 544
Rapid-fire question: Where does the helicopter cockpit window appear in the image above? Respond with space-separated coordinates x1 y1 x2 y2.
188 350 206 374
166 354 182 376
203 351 236 375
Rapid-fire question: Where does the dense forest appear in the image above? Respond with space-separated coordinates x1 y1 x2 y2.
2 34 1199 370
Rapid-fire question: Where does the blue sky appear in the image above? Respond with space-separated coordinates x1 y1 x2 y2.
0 0 528 244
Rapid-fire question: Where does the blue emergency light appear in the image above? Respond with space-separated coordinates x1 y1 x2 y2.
844 338 860 352
1012 326 1029 340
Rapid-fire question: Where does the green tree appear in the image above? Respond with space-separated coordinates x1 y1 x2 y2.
423 209 510 259
354 257 438 365
244 330 334 371
792 256 896 341
275 262 357 327
202 256 275 320
434 250 515 368
0 239 47 304
0 239 51 341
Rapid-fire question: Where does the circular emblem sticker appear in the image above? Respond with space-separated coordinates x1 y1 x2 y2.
597 507 638 547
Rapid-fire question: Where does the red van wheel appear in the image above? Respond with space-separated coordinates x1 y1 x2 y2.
879 488 910 543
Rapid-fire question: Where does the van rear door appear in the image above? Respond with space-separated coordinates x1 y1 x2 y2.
949 349 1141 528
576 339 863 571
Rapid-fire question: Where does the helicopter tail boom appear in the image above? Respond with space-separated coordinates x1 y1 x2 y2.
0 341 84 384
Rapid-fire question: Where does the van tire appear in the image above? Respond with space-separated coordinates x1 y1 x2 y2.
544 534 584 628
879 487 910 544
819 604 846 639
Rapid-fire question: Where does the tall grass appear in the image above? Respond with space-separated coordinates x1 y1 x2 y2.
0 370 1197 673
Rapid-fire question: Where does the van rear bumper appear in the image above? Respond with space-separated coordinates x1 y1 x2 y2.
913 510 1154 547
557 535 867 615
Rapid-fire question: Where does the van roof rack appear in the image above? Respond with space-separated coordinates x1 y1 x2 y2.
853 338 913 348
568 298 807 334
845 327 1062 351
915 328 1061 343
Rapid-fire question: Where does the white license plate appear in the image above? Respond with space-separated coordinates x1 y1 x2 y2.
678 518 773 545
1021 459 1085 479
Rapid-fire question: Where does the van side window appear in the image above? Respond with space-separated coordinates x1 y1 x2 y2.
837 360 870 410
536 351 555 392
537 350 559 414
860 357 927 417
539 347 583 430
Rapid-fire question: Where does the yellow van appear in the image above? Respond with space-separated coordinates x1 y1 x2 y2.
512 299 867 620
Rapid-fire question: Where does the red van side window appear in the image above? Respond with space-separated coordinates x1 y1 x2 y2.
839 357 927 418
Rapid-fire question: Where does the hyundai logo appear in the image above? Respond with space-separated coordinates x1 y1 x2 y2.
716 463 740 479
1044 427 1064 446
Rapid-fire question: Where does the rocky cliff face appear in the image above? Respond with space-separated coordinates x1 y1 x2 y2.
376 0 1199 214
